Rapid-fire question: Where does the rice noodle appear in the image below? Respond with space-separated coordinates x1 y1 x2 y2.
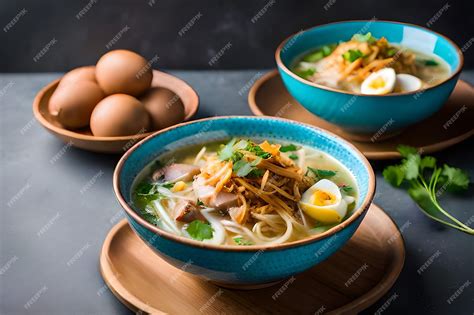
194 146 207 164
200 209 226 245
151 200 181 235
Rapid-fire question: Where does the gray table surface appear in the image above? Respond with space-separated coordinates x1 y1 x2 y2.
1 71 473 315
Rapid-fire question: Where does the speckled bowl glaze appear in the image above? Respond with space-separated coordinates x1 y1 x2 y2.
276 20 463 136
113 116 375 288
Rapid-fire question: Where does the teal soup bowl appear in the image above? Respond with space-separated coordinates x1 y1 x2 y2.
113 117 375 287
276 20 463 137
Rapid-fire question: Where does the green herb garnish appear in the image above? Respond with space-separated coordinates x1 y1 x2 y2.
307 167 337 178
352 32 377 44
218 138 237 161
342 49 364 63
303 51 324 62
295 68 316 79
321 45 335 56
386 48 397 57
197 199 204 206
234 237 254 245
134 182 165 206
162 182 174 189
289 154 298 160
245 142 271 159
383 145 472 234
340 185 353 193
424 59 439 66
186 220 214 241
280 144 299 152
233 157 262 177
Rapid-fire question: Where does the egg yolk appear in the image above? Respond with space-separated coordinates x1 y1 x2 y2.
312 190 337 206
368 76 386 89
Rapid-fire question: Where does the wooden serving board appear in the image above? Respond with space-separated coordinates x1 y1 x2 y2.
100 204 405 314
248 70 474 160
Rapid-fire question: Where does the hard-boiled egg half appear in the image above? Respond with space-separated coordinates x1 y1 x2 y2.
394 73 422 93
361 68 396 95
299 179 353 224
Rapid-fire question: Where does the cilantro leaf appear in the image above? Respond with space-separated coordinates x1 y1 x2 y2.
397 145 418 158
403 154 420 180
186 220 213 241
289 154 298 160
383 165 405 187
234 237 254 245
307 167 336 178
440 164 470 193
420 156 436 171
342 49 364 62
383 144 473 235
134 182 164 206
218 138 237 161
280 144 299 152
233 157 262 177
245 142 271 159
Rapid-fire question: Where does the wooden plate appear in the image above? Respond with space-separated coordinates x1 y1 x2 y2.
100 204 405 314
33 70 199 154
248 70 474 160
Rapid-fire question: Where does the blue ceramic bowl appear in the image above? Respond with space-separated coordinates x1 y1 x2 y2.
113 116 375 288
276 20 463 136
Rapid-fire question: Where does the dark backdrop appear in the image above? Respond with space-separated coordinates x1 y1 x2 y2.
1 0 473 72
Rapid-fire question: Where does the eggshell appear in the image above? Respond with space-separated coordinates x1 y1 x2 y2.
95 50 153 96
49 81 104 129
58 66 97 89
140 88 185 130
90 94 150 137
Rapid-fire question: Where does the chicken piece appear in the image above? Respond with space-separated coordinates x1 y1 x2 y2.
172 200 206 223
209 192 239 210
152 163 200 182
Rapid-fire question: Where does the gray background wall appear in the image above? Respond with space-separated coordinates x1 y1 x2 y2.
1 0 473 72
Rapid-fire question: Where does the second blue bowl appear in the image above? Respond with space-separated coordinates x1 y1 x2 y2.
276 20 463 136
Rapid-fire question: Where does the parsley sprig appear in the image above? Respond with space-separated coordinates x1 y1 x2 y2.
383 145 472 234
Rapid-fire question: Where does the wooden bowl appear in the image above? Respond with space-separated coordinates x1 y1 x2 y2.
33 70 199 154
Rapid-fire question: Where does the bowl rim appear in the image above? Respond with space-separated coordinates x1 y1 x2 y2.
275 19 464 97
32 69 199 142
113 116 376 252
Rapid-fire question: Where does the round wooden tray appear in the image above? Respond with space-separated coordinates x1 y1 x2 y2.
248 70 474 160
100 204 405 314
33 70 199 154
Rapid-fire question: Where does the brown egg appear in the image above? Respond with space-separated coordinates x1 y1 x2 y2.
140 88 185 130
49 81 104 129
90 94 150 137
95 50 153 96
57 66 97 88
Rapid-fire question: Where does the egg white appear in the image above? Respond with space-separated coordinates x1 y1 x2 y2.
361 68 396 95
299 179 348 224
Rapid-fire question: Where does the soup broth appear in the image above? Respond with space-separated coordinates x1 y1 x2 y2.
132 138 358 246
